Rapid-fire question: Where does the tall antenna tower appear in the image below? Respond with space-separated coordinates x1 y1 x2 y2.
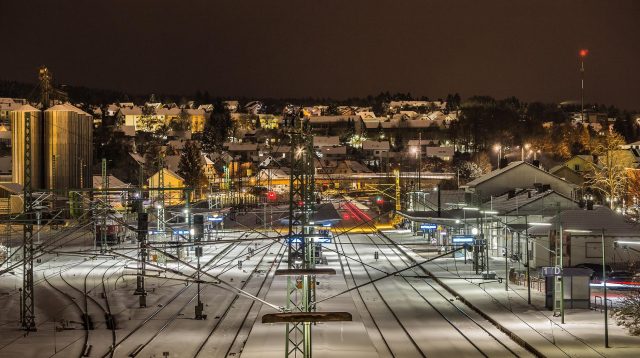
38 66 52 109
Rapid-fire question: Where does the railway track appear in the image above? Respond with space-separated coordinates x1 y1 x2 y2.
353 231 523 357
195 239 285 357
105 240 239 358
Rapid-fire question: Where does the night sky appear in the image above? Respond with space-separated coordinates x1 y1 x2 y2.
1 0 639 109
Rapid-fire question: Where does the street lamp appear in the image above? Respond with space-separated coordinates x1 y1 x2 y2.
494 144 502 168
522 143 530 161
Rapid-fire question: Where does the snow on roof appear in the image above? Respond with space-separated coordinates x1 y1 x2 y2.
186 108 205 115
528 206 640 237
92 175 128 188
464 161 574 189
407 139 440 146
356 111 376 119
203 154 214 165
0 98 27 111
156 107 181 116
225 142 258 151
480 188 575 215
313 136 340 147
129 152 145 165
308 115 357 124
362 140 390 151
164 155 181 172
321 146 346 155
12 104 40 112
363 119 397 129
45 103 91 116
119 106 143 116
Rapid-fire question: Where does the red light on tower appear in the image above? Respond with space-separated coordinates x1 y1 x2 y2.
579 49 589 58
267 191 276 201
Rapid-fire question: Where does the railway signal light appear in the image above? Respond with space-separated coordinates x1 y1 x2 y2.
375 196 384 205
267 191 277 201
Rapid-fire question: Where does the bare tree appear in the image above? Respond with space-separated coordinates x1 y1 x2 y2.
586 131 630 208
612 290 640 335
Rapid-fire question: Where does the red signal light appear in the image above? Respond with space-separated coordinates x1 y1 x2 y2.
267 191 276 201
343 214 350 220
579 49 589 58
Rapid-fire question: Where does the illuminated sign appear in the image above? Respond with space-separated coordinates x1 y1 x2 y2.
420 223 437 231
451 235 475 244
287 236 332 244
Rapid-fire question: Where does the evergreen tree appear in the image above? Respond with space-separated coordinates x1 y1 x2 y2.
201 100 233 153
178 140 206 188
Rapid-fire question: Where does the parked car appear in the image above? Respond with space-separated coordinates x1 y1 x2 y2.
573 263 612 280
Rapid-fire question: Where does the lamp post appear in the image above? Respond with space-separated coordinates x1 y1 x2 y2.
525 215 531 305
494 144 502 168
522 143 530 162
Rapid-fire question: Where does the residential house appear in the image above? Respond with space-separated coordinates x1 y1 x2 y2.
320 146 347 160
224 142 259 162
147 168 185 206
528 206 640 269
549 165 585 187
224 101 239 113
186 108 206 133
425 146 454 161
333 160 372 175
0 98 26 125
313 136 341 148
361 140 390 165
461 161 578 201
308 116 359 136
92 174 130 210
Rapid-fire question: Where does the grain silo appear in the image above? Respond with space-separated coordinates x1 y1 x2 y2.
44 103 93 190
10 104 43 189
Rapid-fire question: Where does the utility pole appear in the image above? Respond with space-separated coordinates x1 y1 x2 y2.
21 111 36 331
194 214 205 320
602 228 609 348
135 212 148 307
157 153 166 242
525 215 531 305
553 203 564 322
417 131 421 192
101 159 108 253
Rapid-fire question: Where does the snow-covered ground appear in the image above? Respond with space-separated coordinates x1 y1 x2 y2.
2 227 639 357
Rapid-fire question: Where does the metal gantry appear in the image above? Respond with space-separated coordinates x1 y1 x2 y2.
285 116 316 358
21 112 36 331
